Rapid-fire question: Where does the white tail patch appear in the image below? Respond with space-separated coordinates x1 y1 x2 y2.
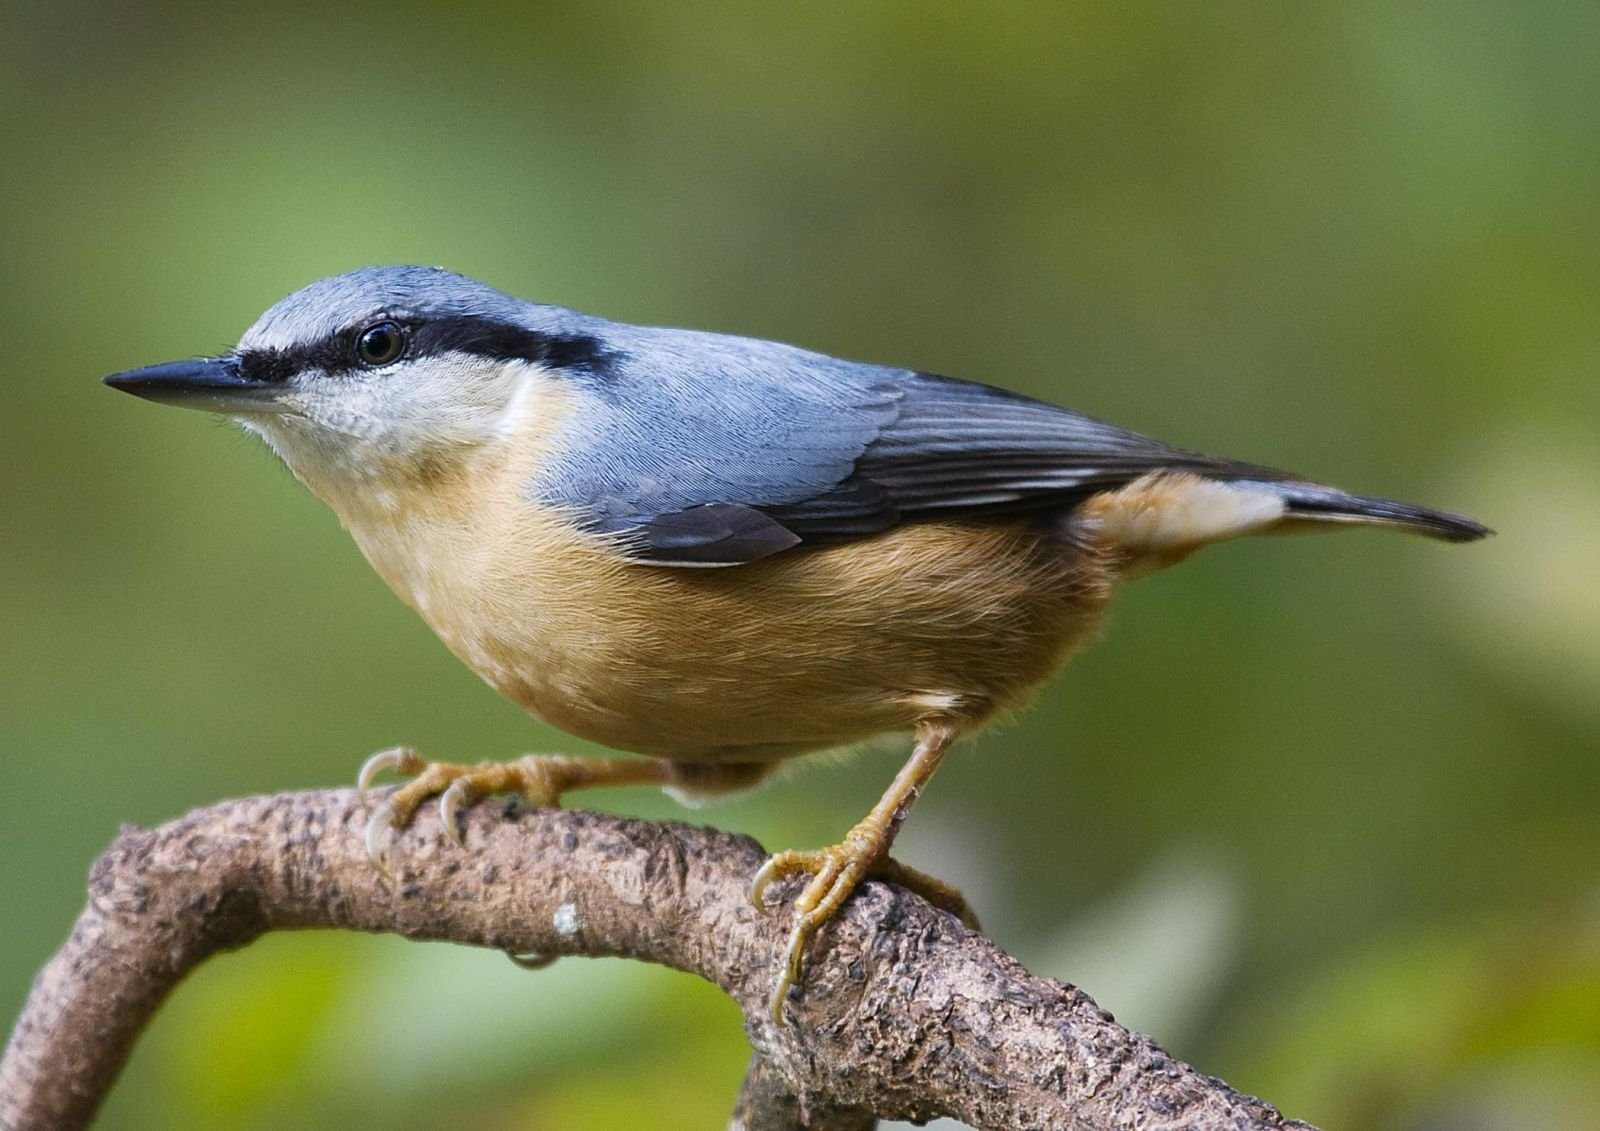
1075 472 1286 566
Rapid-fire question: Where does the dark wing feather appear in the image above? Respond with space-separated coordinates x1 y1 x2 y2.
532 324 1294 566
609 503 802 565
763 372 1292 541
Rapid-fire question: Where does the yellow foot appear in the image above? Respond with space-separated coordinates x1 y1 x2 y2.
355 747 672 872
750 841 978 1024
356 747 557 871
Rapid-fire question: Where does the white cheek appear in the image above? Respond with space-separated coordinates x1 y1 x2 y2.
494 363 556 440
341 356 534 448
228 357 550 498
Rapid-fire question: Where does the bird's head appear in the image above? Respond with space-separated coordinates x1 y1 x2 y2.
103 266 612 504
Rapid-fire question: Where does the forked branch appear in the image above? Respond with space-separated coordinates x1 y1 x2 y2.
0 789 1316 1130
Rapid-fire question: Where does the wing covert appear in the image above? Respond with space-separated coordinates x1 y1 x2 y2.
530 324 1296 565
763 372 1293 541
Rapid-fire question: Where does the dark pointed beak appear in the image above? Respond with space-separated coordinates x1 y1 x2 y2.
102 358 280 413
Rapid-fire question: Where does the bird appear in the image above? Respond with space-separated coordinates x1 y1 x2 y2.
103 265 1489 1022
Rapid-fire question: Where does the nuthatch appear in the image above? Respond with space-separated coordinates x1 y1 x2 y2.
104 266 1488 1020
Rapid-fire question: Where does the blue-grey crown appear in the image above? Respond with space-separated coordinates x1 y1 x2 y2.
235 266 618 383
244 266 574 349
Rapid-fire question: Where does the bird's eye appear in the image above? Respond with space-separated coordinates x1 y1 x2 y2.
355 321 407 368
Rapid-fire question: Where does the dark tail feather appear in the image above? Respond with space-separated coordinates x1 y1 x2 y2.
1237 480 1492 543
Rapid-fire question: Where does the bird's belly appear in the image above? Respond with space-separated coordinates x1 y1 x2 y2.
414 516 1115 761
351 498 1116 762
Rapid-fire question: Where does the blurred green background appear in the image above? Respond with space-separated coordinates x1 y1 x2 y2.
3 2 1597 1128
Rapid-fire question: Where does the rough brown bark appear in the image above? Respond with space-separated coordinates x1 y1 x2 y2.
733 1055 877 1130
1 790 1317 1130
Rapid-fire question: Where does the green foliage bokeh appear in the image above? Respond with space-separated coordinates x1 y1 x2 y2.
2 3 1596 1128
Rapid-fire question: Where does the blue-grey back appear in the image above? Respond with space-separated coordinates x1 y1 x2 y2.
529 317 1291 564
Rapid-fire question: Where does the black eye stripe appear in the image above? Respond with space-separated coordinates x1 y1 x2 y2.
231 349 299 385
234 315 619 384
235 328 363 384
412 317 619 375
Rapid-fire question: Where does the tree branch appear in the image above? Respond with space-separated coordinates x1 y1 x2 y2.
1 790 1316 1130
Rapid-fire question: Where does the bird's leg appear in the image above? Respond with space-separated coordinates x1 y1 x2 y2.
750 721 973 1024
357 748 673 869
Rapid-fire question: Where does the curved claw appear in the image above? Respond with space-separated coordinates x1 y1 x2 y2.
357 746 421 803
365 799 396 875
773 932 810 1024
749 854 787 914
439 778 477 848
771 896 838 1026
753 845 880 1026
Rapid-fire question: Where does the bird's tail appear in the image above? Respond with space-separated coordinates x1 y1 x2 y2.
1069 469 1488 576
1236 479 1491 543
